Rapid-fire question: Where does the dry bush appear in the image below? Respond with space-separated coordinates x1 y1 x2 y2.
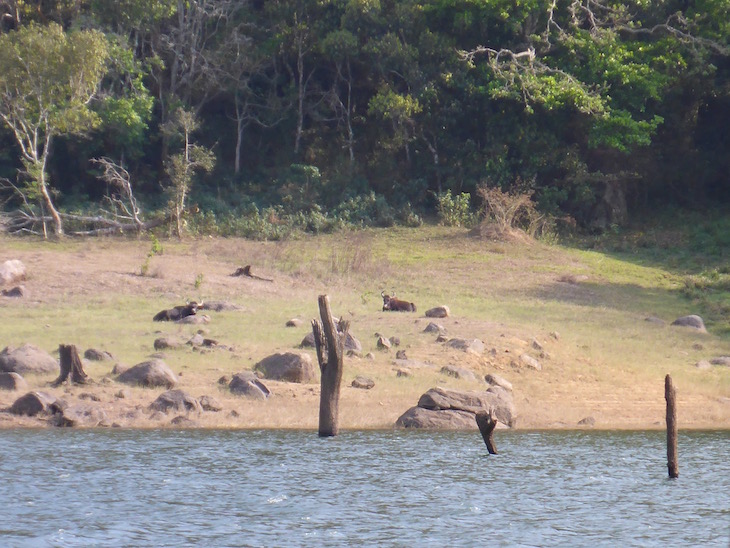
472 185 552 242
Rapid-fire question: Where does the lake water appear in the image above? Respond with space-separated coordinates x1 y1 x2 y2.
0 429 728 547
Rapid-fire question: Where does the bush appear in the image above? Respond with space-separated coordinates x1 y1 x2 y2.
436 190 474 227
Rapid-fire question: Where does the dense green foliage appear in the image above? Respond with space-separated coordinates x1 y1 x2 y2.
0 0 728 237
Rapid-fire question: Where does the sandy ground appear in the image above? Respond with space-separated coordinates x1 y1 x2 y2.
0 235 728 431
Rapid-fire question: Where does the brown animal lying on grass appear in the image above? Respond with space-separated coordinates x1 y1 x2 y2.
381 291 417 312
153 302 201 322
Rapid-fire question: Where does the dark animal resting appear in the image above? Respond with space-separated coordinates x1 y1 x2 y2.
153 302 201 322
381 291 417 312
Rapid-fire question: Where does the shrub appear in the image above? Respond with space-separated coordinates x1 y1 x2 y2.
436 190 474 227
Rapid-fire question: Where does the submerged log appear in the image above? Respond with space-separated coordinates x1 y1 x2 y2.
312 295 347 437
475 411 498 455
665 374 678 478
51 345 90 387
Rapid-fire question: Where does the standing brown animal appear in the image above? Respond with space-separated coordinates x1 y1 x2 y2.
381 291 417 312
153 301 201 321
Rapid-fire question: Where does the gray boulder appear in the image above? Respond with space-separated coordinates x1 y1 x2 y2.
116 358 178 388
395 407 477 429
0 372 27 391
671 315 707 332
199 301 244 312
519 353 543 371
154 336 184 350
408 386 516 428
0 259 26 285
9 391 56 416
485 373 513 392
425 305 450 318
84 348 114 361
445 338 485 354
149 390 202 414
199 395 223 411
423 322 446 334
351 376 375 389
440 365 476 381
300 330 361 352
0 344 58 375
51 403 108 427
710 356 730 367
229 372 271 399
254 352 317 383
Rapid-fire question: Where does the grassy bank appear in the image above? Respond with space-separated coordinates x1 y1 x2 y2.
0 224 728 429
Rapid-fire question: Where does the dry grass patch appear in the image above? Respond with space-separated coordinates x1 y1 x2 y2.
0 228 728 430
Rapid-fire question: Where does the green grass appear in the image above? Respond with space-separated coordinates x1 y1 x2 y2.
1 220 728 428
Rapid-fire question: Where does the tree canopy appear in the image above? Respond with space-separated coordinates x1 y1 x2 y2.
0 0 728 237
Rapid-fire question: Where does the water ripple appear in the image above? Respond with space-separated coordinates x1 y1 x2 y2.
0 429 728 546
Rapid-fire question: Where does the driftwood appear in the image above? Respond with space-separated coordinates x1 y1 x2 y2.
312 295 348 437
0 210 168 236
51 345 91 387
475 411 498 454
665 374 678 478
231 265 273 282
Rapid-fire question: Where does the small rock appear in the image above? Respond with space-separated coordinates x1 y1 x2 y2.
710 356 730 367
440 365 476 381
485 373 513 392
351 376 375 389
377 336 391 350
445 338 484 354
84 348 114 361
0 372 27 391
519 354 542 370
425 306 450 318
154 337 184 350
0 259 26 285
695 360 713 370
423 322 445 334
671 315 706 332
395 350 407 360
286 318 304 327
199 395 223 412
396 369 411 378
578 416 596 426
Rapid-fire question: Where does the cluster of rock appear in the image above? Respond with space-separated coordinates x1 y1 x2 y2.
396 376 516 430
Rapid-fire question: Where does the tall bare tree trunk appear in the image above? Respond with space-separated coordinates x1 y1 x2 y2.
312 294 347 437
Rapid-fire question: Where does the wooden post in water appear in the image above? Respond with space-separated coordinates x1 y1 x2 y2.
665 374 679 478
312 295 348 437
475 411 498 454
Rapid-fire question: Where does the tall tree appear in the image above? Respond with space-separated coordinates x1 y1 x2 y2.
0 22 108 237
162 107 215 237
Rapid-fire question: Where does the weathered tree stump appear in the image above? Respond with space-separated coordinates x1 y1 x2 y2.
665 374 678 478
312 295 347 437
476 411 498 454
51 344 90 387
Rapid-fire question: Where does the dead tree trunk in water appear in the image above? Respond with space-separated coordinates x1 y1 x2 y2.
51 344 90 387
312 294 347 437
476 411 498 454
665 374 678 478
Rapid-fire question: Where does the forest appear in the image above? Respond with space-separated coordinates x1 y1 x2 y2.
0 0 728 238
